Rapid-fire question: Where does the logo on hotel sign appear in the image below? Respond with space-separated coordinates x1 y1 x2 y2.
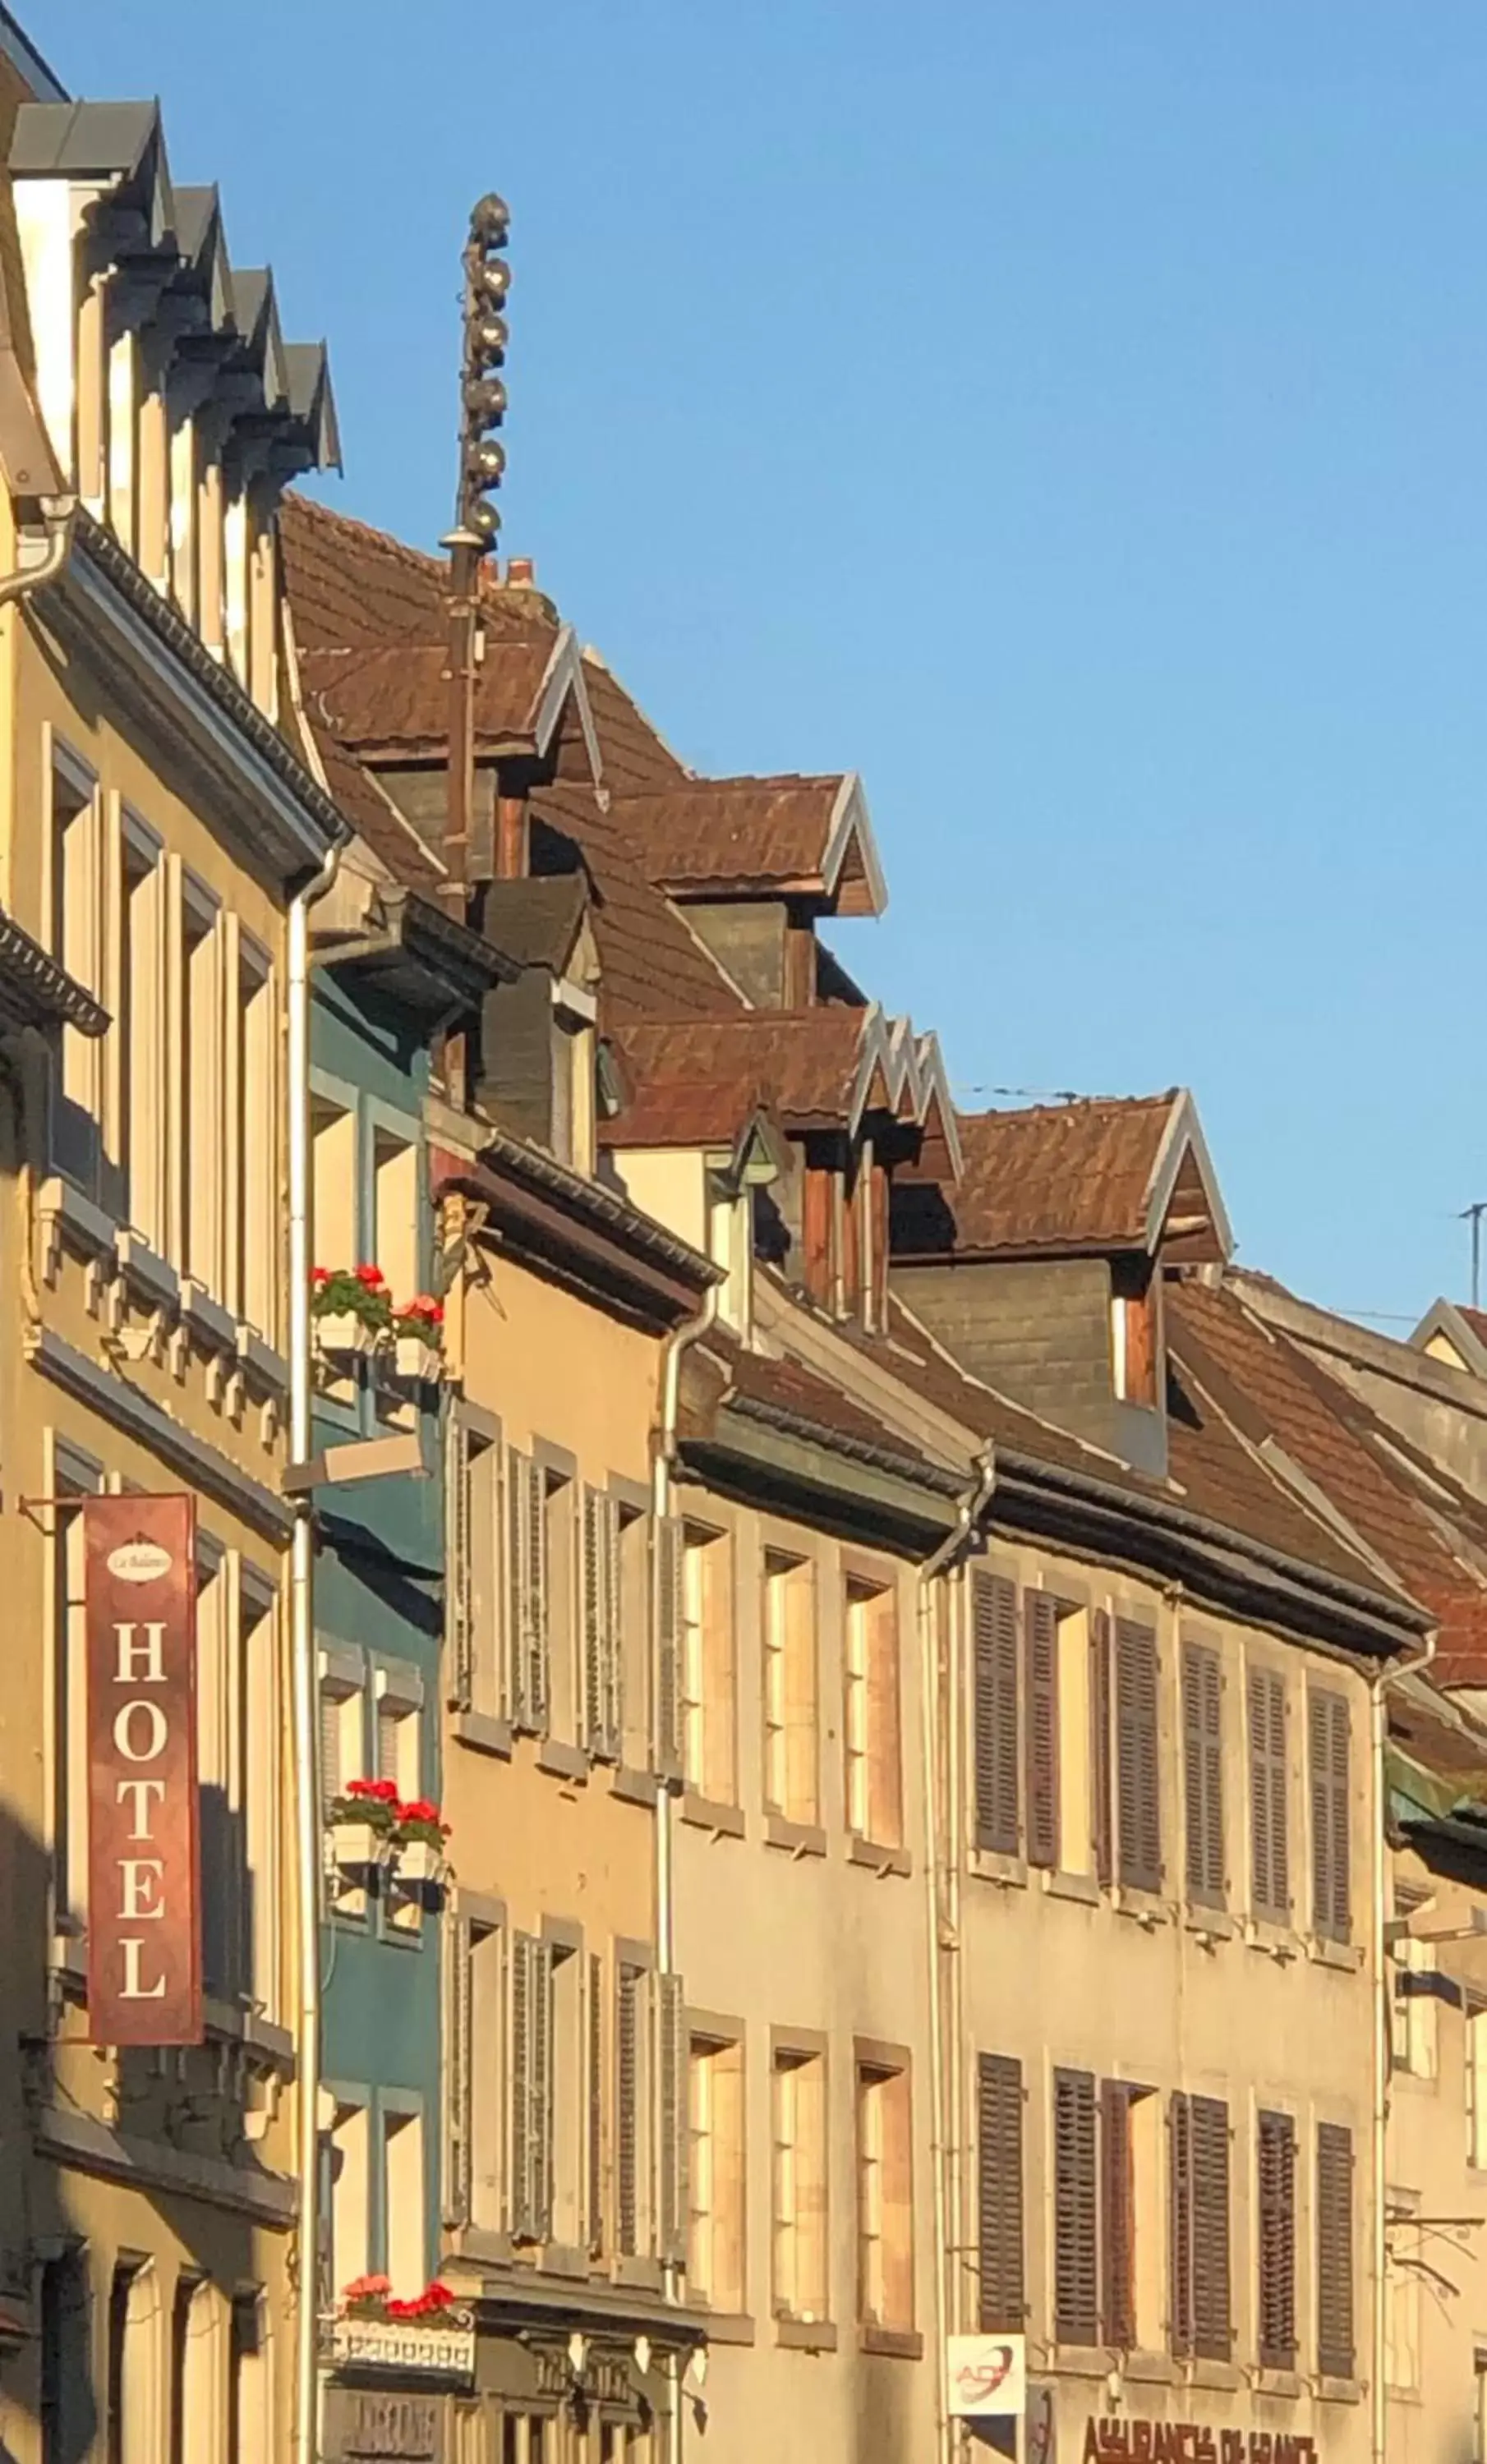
85 1494 202 2047
947 2333 1027 2418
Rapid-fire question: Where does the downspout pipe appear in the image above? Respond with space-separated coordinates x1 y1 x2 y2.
651 1276 720 2464
918 1443 996 2464
1370 1625 1435 2464
0 494 75 611
289 836 344 2464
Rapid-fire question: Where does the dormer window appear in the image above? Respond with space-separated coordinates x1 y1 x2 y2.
1112 1258 1160 1408
550 977 596 1175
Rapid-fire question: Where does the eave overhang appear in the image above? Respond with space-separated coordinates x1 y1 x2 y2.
0 905 107 1035
318 885 517 1021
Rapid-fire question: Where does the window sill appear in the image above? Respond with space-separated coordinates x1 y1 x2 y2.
39 1175 116 1280
1044 1868 1101 1907
765 1813 827 1859
697 2310 755 2346
449 2224 517 2268
611 1765 659 1809
860 2324 923 2361
775 2316 837 2353
1049 2344 1113 2379
1316 2376 1362 2406
536 1738 588 1783
536 2241 590 2281
681 1792 745 1840
452 1709 513 1759
1185 1905 1235 1946
1121 2352 1176 2385
1252 2368 1304 2399
849 1836 911 1879
237 1324 289 1394
612 2255 664 2294
1245 1915 1301 1964
115 1227 181 1312
1309 1934 1361 1973
1112 1885 1168 1929
969 1846 1027 1891
182 1277 237 1350
1185 2358 1241 2393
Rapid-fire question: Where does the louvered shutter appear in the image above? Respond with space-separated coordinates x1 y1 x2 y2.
1190 2094 1231 2359
652 1517 684 1777
1091 1611 1113 1885
582 1487 606 1754
1101 2080 1135 2348
1169 2093 1194 2357
656 1971 688 2264
509 1931 533 2238
1257 2109 1296 2368
617 1965 641 2255
1310 1691 1351 1944
972 1570 1020 1855
1115 1620 1161 1892
1180 1643 1223 1906
587 1951 604 2255
320 1689 342 1804
603 1497 624 1757
1025 1593 1061 1870
1052 2067 1098 2346
444 1914 473 2227
1248 1667 1290 1920
528 1939 554 2243
1316 2122 1355 2378
976 2053 1024 2332
447 1418 474 1712
507 1455 549 1733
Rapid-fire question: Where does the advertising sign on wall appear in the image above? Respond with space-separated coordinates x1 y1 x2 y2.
947 2333 1027 2418
85 1493 202 2045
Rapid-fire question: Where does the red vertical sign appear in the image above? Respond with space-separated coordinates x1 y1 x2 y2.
85 1494 202 2046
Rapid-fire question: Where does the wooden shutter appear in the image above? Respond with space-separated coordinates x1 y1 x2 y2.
976 2053 1024 2332
587 1951 604 2255
1316 2121 1355 2378
1115 1620 1161 1892
1181 1642 1224 1907
616 1964 641 2255
1169 2092 1194 2358
1101 2080 1135 2347
509 1930 533 2238
508 1455 548 1734
1248 1666 1289 1920
1257 2109 1296 2368
528 1938 554 2244
1091 1610 1113 1884
972 1571 1020 1855
656 1970 688 2264
1190 2094 1231 2359
443 1913 473 2227
867 1588 902 1848
602 1498 624 1757
1025 1593 1061 1870
581 1487 606 1754
447 1417 473 1712
1052 2067 1098 2346
1310 1690 1351 1944
320 1689 342 1804
652 1516 684 1777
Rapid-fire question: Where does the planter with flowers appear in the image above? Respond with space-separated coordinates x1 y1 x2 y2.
393 1294 445 1382
329 2277 475 2378
311 1265 394 1358
325 1777 400 1874
391 1797 451 1887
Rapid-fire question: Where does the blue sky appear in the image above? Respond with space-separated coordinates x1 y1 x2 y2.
38 3 1487 1322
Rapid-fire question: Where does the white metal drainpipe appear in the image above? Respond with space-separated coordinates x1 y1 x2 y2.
290 839 343 2464
1371 1625 1434 2464
651 1276 719 2464
0 494 74 611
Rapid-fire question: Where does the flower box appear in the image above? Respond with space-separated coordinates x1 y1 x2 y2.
395 1838 445 1887
316 1312 376 1357
325 2314 475 2379
327 1821 387 1872
394 1335 443 1382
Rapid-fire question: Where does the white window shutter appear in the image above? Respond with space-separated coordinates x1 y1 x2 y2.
443 1914 472 2227
446 1417 473 1712
652 1515 684 1778
656 1969 688 2265
509 1930 533 2239
602 1496 624 1759
582 1486 605 1754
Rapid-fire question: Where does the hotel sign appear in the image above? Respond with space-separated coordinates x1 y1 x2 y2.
85 1495 202 2045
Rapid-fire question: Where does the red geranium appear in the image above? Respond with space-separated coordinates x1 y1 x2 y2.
347 1777 400 1805
311 1265 331 1285
355 1262 386 1288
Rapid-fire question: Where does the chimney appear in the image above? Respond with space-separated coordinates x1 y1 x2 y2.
506 556 536 587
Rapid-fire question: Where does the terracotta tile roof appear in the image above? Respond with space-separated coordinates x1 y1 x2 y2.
601 1077 769 1151
299 640 559 756
311 729 444 891
609 1013 864 1133
609 769 872 898
282 494 449 650
1170 1279 1487 1675
715 1339 954 1483
895 1094 1181 1259
1459 1307 1487 1352
529 784 744 1026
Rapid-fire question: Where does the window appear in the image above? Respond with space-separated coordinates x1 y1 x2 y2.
1055 1604 1093 1878
549 1942 586 2252
1114 1619 1161 1893
844 1575 901 1849
168 2279 223 2464
772 2044 828 2322
236 940 274 1335
856 2054 913 2331
1309 1689 1352 1944
976 2053 1024 2331
1248 1666 1290 1922
50 1461 99 1931
1315 2122 1355 2379
763 1551 817 1824
1052 2068 1098 2347
373 1125 418 1312
616 1959 650 2257
107 2263 161 2464
1024 1592 1060 1869
119 822 165 1250
196 1552 232 1998
682 1524 734 1804
1393 1934 1439 2081
507 1452 573 1737
447 1913 506 2235
384 2106 426 2294
1181 1641 1224 1909
688 2034 745 2311
551 1000 597 1175
241 1578 279 2020
1111 1259 1159 1406
49 747 103 1187
1170 2092 1231 2361
971 1570 1020 1855
181 884 222 1289
329 2100 371 2293
1468 2003 1487 2166
1257 2109 1297 2369
1101 2081 1161 2351
311 1092 357 1276
39 2251 90 2464
375 1676 421 1800
319 1671 363 1810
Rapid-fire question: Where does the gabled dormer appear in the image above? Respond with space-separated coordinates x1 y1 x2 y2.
8 99 337 716
472 873 601 1173
891 1088 1231 1477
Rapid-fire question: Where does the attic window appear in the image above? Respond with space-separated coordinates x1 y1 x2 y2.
1111 1257 1159 1409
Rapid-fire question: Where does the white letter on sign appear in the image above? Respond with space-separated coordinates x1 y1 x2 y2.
119 1938 167 2000
113 1700 168 1763
113 1622 167 1684
118 1859 164 1920
115 1778 165 1839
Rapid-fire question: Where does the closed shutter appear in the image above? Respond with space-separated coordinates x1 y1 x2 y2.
508 1455 548 1734
1101 2080 1135 2348
1181 1642 1224 1906
1025 1593 1061 1870
1257 2109 1296 2368
444 1914 473 2227
509 1930 533 2238
1091 1611 1113 1885
1316 2122 1355 2378
617 1964 642 2255
1052 2067 1098 2346
1169 2093 1194 2358
656 1970 688 2264
1248 1666 1290 1920
582 1487 606 1754
447 1417 473 1712
976 2053 1024 2332
1190 2094 1231 2359
587 1951 604 2255
320 1689 343 1804
652 1517 684 1777
528 1938 554 2244
972 1571 1020 1855
1115 1620 1161 1892
1310 1691 1351 1944
603 1500 624 1756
